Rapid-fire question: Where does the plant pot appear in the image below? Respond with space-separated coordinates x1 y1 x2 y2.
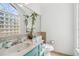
28 34 33 39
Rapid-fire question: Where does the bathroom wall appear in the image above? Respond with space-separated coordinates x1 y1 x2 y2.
26 3 41 14
27 3 74 55
41 3 74 55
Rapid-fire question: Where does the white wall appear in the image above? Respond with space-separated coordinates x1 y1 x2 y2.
40 3 74 55
26 3 41 14
27 3 74 55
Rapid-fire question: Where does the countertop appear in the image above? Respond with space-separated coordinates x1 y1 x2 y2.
0 36 43 56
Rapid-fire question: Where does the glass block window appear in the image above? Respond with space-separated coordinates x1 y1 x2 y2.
0 3 20 36
0 3 18 15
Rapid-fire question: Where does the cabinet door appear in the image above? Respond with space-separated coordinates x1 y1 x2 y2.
24 50 33 56
34 46 38 56
38 44 42 56
24 46 38 56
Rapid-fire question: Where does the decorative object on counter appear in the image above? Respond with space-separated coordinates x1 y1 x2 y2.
32 36 42 45
0 42 3 49
3 41 13 49
38 32 46 43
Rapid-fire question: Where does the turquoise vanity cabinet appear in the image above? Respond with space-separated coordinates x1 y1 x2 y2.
38 44 43 56
24 45 38 56
24 36 44 56
24 44 44 56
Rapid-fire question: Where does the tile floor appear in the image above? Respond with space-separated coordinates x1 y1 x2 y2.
49 51 70 56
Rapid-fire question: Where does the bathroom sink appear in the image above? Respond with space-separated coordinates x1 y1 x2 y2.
0 41 32 56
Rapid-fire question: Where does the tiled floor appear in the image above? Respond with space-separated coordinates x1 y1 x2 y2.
50 51 69 56
50 52 65 56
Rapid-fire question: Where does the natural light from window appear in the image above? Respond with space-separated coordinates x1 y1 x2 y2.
0 3 18 15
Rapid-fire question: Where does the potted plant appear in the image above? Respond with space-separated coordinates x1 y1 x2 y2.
24 12 38 39
28 12 38 39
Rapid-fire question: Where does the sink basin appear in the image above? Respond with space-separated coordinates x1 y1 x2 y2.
0 41 32 56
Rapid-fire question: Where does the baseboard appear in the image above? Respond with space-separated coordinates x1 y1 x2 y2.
51 51 73 56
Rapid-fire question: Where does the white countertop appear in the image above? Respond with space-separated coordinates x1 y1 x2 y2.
5 43 37 56
0 36 43 56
